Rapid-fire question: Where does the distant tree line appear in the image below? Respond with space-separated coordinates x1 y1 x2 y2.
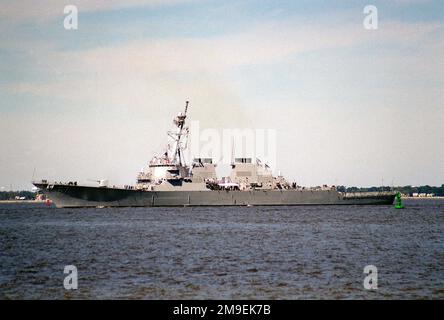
0 191 36 200
336 185 444 196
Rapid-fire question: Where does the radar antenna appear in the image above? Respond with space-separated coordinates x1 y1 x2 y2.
168 101 190 166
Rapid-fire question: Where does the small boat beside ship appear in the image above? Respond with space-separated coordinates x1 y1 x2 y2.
33 102 396 208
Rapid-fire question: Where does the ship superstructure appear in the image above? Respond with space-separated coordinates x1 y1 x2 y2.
134 102 292 193
135 101 197 191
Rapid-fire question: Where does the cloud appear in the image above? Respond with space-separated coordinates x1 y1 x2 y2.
393 0 432 4
6 19 441 86
0 0 195 22
4 18 441 130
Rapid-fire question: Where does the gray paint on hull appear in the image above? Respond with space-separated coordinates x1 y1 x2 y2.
36 184 396 208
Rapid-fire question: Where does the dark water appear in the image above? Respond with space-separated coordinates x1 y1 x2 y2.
0 200 443 299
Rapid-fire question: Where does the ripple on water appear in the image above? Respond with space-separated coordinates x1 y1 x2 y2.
0 199 443 299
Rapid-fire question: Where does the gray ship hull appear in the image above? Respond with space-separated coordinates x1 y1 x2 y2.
34 183 396 208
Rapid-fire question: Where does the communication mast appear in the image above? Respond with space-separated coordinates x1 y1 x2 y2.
168 101 189 166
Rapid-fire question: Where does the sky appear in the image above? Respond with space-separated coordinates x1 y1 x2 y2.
0 0 443 190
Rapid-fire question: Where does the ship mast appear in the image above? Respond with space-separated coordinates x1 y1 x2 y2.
168 101 189 166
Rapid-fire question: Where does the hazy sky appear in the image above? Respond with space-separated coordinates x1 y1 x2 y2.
0 0 443 190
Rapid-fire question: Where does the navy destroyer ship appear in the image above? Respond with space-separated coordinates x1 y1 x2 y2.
33 102 396 208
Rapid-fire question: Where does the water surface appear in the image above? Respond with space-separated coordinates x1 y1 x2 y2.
0 200 443 299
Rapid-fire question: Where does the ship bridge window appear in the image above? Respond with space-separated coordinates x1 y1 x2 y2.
193 158 213 164
235 158 252 163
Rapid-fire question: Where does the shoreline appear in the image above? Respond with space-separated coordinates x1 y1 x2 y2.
402 196 444 199
0 200 45 203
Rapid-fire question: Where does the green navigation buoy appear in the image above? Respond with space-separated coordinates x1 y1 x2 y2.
395 192 404 209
